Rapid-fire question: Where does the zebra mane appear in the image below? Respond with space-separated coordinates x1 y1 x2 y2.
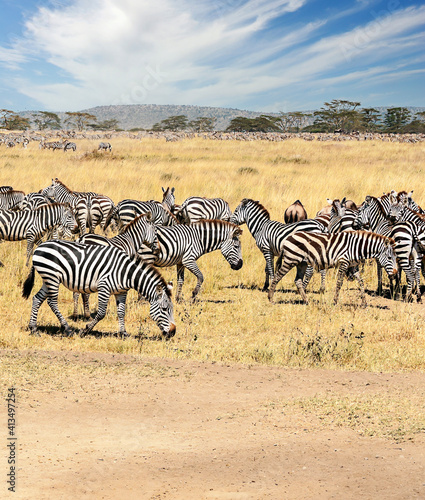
366 196 389 218
347 230 396 247
132 257 172 297
405 207 425 221
120 213 152 234
241 199 270 220
54 178 75 194
1 190 25 196
193 219 242 233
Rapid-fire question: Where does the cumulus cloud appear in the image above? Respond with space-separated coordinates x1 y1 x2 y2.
1 0 424 110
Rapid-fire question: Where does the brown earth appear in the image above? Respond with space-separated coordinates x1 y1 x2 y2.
4 350 425 499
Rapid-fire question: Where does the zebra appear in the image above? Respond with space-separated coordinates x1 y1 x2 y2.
161 187 175 212
267 231 398 307
0 190 25 210
98 142 112 152
284 200 307 224
73 213 159 318
137 220 243 302
42 178 114 235
174 196 232 224
22 240 176 338
6 141 15 148
353 195 420 301
104 198 178 231
0 186 13 193
229 199 326 291
10 192 54 211
63 141 77 152
0 203 78 266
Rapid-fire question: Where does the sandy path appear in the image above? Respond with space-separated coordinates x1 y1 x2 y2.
4 351 425 499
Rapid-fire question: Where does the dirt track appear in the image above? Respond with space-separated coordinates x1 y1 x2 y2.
5 351 425 499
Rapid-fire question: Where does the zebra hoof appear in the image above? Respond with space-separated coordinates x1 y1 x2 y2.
120 331 130 339
63 328 73 337
262 286 269 293
78 328 88 338
28 328 40 337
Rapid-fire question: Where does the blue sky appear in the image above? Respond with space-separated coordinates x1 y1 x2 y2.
0 0 424 112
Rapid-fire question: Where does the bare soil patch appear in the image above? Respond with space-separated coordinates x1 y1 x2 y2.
2 350 425 499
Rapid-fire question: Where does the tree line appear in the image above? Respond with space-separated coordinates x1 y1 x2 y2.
1 100 424 133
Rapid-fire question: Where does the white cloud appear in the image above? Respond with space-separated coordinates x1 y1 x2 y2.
1 0 424 110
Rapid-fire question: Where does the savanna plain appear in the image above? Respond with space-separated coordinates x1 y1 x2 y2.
1 137 425 499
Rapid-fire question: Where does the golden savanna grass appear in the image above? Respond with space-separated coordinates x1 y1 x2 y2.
1 136 425 372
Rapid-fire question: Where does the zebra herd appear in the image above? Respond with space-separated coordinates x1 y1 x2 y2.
1 181 424 340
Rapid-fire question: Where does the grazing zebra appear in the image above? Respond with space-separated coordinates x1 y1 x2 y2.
230 199 325 291
98 142 112 151
63 141 77 152
267 231 398 307
284 200 307 224
174 196 231 224
137 220 243 301
104 198 178 230
161 187 175 212
73 213 159 318
353 195 420 301
0 190 25 210
0 203 77 266
22 241 176 338
42 178 113 235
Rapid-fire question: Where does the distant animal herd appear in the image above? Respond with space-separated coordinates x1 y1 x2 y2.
1 177 424 339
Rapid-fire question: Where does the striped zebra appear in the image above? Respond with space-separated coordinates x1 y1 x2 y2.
42 178 114 235
137 220 243 301
73 213 159 318
0 203 77 266
353 195 419 300
175 196 231 224
63 141 77 152
11 192 54 211
104 198 177 230
22 241 176 338
267 231 398 307
229 199 326 291
161 187 175 212
0 190 25 210
98 142 112 151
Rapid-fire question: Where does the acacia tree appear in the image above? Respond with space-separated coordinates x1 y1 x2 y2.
384 107 411 132
188 117 217 132
65 112 97 131
0 109 15 129
32 111 61 130
313 100 361 132
88 119 119 130
152 115 188 131
226 115 279 132
360 108 381 132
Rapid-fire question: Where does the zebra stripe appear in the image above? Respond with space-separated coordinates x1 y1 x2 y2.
11 192 54 211
63 141 77 152
175 196 231 224
137 219 243 301
161 187 175 212
98 142 112 151
0 203 77 266
268 231 398 307
230 198 326 291
104 199 178 230
22 240 176 338
0 190 25 210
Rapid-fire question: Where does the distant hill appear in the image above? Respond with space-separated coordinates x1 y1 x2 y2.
18 104 425 131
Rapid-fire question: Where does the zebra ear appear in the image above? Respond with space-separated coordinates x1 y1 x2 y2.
341 197 346 205
162 187 165 193
408 190 414 198
365 196 372 204
326 198 332 205
171 187 175 194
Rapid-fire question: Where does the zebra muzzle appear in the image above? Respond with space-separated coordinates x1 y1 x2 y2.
231 259 243 271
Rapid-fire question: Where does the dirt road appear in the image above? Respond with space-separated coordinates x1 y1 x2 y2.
4 351 425 499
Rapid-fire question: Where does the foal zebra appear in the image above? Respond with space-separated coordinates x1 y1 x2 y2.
175 196 231 224
137 220 243 301
230 199 326 291
22 241 176 338
0 203 78 266
0 190 25 210
73 213 159 318
268 231 398 307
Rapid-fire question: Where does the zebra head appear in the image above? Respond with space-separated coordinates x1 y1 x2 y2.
130 212 160 254
149 283 176 338
229 199 250 225
161 187 175 212
41 179 57 199
59 205 79 238
377 238 398 279
220 225 243 270
353 196 372 230
387 203 405 223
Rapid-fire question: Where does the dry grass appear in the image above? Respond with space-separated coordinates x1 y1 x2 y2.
1 137 425 372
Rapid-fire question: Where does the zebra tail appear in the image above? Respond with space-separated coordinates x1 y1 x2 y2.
104 205 117 230
86 198 93 232
22 266 35 299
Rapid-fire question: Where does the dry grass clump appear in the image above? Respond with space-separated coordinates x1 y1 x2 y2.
1 137 425 372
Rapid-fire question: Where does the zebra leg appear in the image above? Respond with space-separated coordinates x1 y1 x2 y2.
333 261 349 306
176 264 185 302
376 260 383 296
115 293 129 338
184 261 204 300
262 251 274 292
25 238 35 266
268 258 296 303
294 261 309 304
46 294 73 336
27 283 49 335
73 292 79 318
302 265 314 290
80 287 111 336
82 293 91 318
